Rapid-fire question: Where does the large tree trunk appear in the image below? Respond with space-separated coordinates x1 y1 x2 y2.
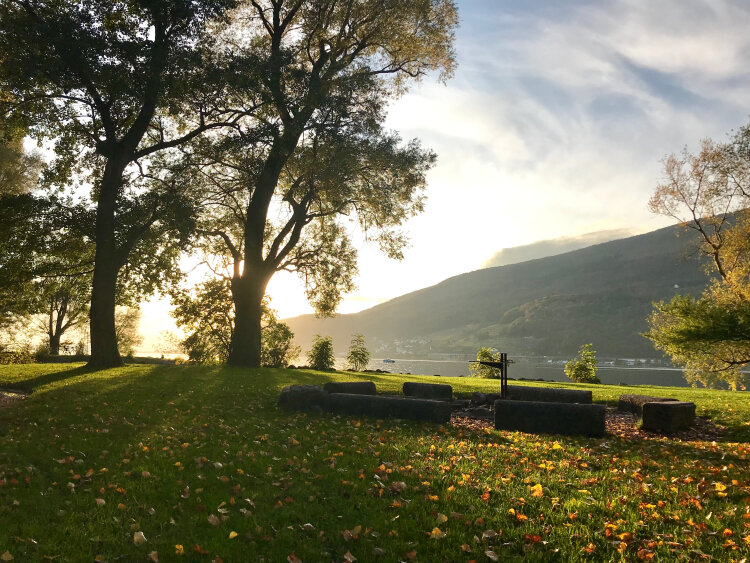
227 269 270 367
49 332 61 356
88 159 126 368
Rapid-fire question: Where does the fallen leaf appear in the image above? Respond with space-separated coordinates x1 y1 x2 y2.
343 550 357 562
530 484 543 498
228 531 238 539
95 498 105 506
174 545 184 555
208 514 220 526
485 550 499 561
147 551 158 562
133 531 147 546
429 527 446 539
482 530 498 540
404 550 417 560
0 552 12 562
436 513 448 524
287 554 302 563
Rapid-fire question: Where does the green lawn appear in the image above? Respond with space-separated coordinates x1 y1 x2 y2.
0 364 748 562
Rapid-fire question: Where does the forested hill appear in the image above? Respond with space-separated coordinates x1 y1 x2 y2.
285 224 712 358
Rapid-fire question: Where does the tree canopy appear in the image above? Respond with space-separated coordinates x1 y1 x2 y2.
647 121 750 389
0 0 243 366
177 0 457 367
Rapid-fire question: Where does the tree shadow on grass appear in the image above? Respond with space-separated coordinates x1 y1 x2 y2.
0 365 96 393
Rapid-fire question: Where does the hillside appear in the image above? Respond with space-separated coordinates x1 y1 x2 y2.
286 224 712 358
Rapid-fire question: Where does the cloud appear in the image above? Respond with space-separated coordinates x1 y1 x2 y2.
481 228 635 268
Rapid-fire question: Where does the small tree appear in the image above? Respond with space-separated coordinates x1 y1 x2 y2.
307 335 335 371
115 307 143 357
469 347 502 378
261 315 300 369
564 343 600 384
346 334 370 372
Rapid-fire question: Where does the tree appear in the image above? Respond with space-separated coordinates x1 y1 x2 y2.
0 193 94 353
261 314 300 368
564 343 600 384
346 333 370 372
180 0 457 367
468 347 501 378
307 334 334 371
171 277 298 365
647 122 750 389
33 277 90 355
172 278 235 364
115 307 143 356
0 0 243 367
0 120 42 196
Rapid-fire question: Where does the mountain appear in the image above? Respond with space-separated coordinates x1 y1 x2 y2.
285 224 712 359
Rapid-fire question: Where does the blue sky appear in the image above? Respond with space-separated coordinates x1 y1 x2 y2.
144 0 750 347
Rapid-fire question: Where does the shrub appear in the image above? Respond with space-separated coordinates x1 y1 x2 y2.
564 343 601 383
262 320 300 368
468 347 502 378
307 335 335 370
346 333 370 372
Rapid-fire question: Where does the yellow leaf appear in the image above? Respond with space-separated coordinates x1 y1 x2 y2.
175 545 184 555
229 531 238 539
436 513 448 524
429 527 446 539
530 484 543 498
714 482 727 492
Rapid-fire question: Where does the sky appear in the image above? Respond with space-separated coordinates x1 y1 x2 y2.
142 0 750 350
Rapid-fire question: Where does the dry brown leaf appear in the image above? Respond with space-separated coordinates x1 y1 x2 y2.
207 514 220 526
147 551 158 562
485 550 499 561
133 531 147 545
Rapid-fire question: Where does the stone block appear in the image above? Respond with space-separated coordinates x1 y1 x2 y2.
277 385 329 412
327 393 452 423
618 394 678 415
506 385 592 404
323 381 376 395
641 401 695 433
494 400 605 437
402 382 453 400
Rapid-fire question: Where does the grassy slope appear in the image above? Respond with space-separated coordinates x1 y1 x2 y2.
0 364 747 562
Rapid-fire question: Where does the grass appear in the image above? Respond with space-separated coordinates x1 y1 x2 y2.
0 364 748 562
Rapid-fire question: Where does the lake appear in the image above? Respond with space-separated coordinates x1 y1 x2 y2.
334 357 691 387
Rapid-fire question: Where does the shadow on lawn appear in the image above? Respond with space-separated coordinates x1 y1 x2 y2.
1 365 96 393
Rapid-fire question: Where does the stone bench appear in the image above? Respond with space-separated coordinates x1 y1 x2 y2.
402 382 453 401
641 401 695 433
494 400 605 437
323 381 376 395
617 394 678 415
327 393 452 423
505 385 592 404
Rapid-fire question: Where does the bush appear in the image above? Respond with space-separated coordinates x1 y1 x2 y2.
307 334 335 370
262 319 300 368
346 333 370 372
469 347 502 378
564 343 601 383
0 347 35 365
